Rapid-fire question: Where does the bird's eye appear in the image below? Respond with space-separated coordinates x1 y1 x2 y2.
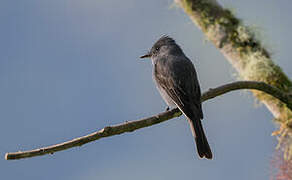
155 47 160 51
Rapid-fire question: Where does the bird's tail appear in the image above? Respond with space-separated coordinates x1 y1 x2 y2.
187 116 212 159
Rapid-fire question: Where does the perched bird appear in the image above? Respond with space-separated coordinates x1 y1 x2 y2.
140 36 212 159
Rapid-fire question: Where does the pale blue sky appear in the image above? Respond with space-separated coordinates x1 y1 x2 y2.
0 0 291 180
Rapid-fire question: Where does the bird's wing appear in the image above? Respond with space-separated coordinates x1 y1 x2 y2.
154 57 203 119
154 56 212 159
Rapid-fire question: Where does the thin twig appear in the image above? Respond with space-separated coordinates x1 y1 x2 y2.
5 81 291 160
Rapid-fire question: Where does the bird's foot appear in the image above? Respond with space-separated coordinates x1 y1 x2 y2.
165 106 170 111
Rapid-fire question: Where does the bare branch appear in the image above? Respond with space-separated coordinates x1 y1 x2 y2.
5 81 291 160
202 81 292 110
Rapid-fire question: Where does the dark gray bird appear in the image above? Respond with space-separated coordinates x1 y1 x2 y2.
140 36 212 159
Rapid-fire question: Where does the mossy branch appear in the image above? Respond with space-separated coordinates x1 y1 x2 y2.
175 0 292 159
5 81 291 160
175 0 291 119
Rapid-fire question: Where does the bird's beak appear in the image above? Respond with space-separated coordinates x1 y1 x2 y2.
140 53 151 59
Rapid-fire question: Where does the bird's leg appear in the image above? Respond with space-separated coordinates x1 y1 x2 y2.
165 106 170 111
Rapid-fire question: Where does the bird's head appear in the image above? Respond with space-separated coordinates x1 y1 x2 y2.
140 36 181 59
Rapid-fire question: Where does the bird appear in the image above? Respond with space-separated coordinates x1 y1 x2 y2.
140 36 212 159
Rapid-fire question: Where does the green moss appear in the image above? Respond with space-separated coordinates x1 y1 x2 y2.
173 111 183 117
183 0 269 59
181 0 218 30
